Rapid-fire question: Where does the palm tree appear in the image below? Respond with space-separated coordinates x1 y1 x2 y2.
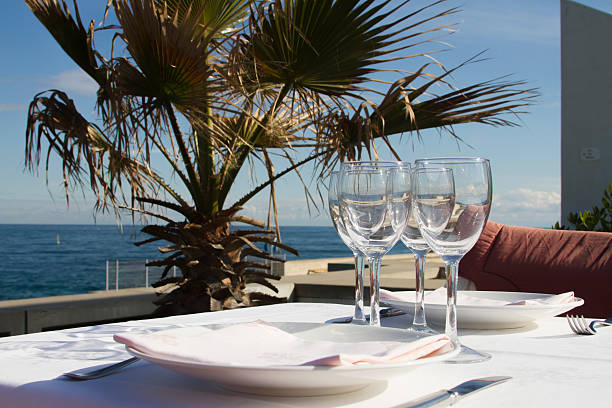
24 0 534 315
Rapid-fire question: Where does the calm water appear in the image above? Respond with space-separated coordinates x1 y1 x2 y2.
0 224 410 301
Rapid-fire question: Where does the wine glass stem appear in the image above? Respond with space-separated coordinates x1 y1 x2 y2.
353 253 366 323
445 260 460 347
368 256 382 327
412 252 427 328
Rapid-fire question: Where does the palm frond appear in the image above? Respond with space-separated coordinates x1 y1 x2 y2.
24 90 165 215
25 0 104 85
230 150 325 209
154 0 250 38
316 60 538 165
112 0 216 115
240 0 454 97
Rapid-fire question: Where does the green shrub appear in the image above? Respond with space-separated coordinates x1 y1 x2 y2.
554 183 612 232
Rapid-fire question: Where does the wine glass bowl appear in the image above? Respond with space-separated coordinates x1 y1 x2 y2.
340 167 401 257
342 194 388 244
388 164 412 235
400 217 429 252
328 172 358 252
414 158 491 262
412 168 456 240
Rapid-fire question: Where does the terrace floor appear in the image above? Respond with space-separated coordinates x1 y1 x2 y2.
280 253 447 304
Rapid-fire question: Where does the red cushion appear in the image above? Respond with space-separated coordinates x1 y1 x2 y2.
459 221 612 317
459 221 515 289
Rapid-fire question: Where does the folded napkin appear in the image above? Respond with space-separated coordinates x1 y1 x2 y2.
380 288 575 307
114 320 452 367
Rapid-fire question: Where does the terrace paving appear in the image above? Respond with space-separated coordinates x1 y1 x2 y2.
280 253 447 304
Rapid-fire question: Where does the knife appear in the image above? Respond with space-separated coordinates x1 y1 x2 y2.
395 376 511 408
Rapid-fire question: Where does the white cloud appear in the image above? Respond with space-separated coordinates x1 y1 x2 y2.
48 69 98 96
0 103 25 112
490 188 561 228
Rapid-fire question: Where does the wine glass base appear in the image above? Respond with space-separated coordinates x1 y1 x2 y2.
406 325 439 335
351 318 368 325
444 345 491 364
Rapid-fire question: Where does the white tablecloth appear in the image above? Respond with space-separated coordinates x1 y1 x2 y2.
0 302 610 407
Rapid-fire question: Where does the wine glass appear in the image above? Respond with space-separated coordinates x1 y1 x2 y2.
414 158 492 362
328 171 366 324
395 166 436 333
339 162 410 326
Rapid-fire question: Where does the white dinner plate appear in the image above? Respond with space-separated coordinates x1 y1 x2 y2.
382 291 584 330
125 322 459 396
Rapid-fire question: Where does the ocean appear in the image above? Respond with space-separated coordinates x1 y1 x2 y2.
0 224 410 301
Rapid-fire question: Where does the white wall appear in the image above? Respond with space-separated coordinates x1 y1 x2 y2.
561 0 612 224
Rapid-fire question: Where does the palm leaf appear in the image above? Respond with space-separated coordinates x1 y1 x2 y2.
242 0 454 96
229 150 325 209
25 90 169 215
380 65 537 133
154 0 250 38
112 0 216 115
25 0 104 85
316 59 537 165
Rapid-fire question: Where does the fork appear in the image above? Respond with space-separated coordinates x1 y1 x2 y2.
566 315 612 335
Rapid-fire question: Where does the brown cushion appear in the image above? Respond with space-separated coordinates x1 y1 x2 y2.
460 220 503 273
459 221 612 317
459 221 514 289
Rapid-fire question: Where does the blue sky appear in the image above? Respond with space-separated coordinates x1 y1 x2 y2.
1 0 610 227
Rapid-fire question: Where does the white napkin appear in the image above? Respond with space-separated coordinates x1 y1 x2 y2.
114 320 452 367
380 288 576 306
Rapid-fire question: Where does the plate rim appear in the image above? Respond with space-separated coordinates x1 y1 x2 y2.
382 290 584 312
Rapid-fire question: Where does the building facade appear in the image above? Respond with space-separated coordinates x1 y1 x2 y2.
561 0 612 224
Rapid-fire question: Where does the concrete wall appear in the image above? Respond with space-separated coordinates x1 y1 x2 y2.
561 0 612 223
0 288 159 337
0 284 296 337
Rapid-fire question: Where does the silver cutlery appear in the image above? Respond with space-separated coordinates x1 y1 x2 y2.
393 376 511 408
566 315 612 335
329 307 406 324
63 357 140 381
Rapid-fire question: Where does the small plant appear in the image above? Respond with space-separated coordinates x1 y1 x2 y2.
554 183 612 232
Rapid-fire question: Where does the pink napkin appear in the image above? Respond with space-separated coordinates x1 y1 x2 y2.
114 320 452 367
380 288 576 306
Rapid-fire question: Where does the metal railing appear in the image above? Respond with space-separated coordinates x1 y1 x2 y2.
105 252 286 291
105 260 178 291
244 252 286 277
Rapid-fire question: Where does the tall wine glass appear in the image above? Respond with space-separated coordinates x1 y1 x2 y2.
328 171 366 324
414 158 492 363
396 167 436 333
339 162 409 326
